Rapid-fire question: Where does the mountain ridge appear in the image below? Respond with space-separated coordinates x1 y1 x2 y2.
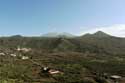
82 31 111 38
1 31 124 38
41 32 76 38
0 31 125 55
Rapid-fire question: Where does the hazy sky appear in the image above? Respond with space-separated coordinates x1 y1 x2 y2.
0 0 125 37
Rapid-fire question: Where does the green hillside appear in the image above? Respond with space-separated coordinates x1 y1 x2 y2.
0 31 125 83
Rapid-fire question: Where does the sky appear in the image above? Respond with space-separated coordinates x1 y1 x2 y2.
0 0 125 37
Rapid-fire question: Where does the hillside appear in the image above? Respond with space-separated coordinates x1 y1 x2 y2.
0 31 125 83
0 31 125 55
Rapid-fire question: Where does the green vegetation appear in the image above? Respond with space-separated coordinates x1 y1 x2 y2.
0 32 125 83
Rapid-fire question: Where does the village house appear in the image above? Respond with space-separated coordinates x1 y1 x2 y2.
110 75 122 79
0 52 5 56
17 47 31 52
48 69 61 74
110 75 122 83
42 67 62 75
10 54 17 57
22 56 29 60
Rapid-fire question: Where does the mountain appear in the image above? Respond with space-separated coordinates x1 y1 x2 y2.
1 31 125 83
10 35 23 38
93 31 111 37
0 31 125 55
83 31 111 38
42 32 75 38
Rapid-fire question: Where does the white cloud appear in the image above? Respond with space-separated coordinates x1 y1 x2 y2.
79 24 125 37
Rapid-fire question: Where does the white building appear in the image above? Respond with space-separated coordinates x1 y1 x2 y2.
0 53 5 56
48 69 62 74
17 47 31 52
110 75 122 79
22 56 29 60
10 54 17 57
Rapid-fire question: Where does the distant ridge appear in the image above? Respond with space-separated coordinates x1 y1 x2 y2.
83 31 111 37
0 31 121 38
10 35 23 38
93 31 111 37
0 31 125 55
42 32 76 38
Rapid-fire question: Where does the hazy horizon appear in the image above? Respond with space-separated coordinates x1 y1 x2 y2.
0 30 124 38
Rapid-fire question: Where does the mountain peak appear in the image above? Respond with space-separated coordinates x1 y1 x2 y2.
83 31 111 38
93 31 111 37
94 31 106 34
11 35 23 38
